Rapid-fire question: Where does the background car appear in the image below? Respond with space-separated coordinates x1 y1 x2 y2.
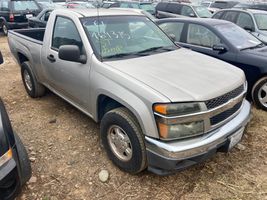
208 0 239 13
212 9 267 44
35 0 56 8
156 2 212 19
156 18 267 110
233 3 267 11
66 1 95 8
0 0 42 35
0 51 32 200
108 1 156 15
233 3 253 9
28 8 53 28
101 1 116 8
110 8 156 21
200 0 213 8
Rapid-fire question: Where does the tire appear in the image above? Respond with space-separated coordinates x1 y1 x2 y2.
14 132 32 186
1 22 8 36
100 107 147 174
21 62 46 98
252 76 267 111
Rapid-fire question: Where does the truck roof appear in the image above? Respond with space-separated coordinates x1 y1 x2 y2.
56 8 144 18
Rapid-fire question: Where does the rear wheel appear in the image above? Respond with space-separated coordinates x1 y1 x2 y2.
1 23 8 36
252 77 267 111
21 62 46 98
100 107 147 174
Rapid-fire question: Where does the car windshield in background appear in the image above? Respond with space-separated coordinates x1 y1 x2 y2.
193 6 212 18
254 13 267 30
140 3 155 13
81 16 176 60
12 0 39 11
201 2 211 7
210 2 228 9
215 23 261 50
128 3 140 8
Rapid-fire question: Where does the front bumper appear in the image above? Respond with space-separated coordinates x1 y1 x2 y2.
0 154 20 200
145 100 251 175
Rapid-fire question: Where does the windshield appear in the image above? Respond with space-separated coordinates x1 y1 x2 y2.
254 13 267 30
81 16 176 60
215 23 261 49
193 6 212 18
12 0 39 11
210 2 228 9
140 3 155 12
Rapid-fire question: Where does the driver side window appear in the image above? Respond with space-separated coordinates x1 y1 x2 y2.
181 6 195 17
236 13 254 30
52 16 83 51
187 24 220 48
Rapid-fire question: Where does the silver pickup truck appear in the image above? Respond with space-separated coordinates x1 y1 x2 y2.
8 9 251 175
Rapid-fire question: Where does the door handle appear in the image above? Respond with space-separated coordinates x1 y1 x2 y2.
47 54 56 62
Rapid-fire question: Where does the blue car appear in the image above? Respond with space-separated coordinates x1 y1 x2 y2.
156 18 267 111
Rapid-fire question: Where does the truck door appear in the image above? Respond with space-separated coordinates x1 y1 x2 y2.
42 16 91 110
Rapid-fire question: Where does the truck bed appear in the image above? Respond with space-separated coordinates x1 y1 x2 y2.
9 28 45 44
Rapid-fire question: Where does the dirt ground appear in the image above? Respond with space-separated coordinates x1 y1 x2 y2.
0 35 267 200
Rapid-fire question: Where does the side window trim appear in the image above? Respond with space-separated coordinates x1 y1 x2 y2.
51 15 84 52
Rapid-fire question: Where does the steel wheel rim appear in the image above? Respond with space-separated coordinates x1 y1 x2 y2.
23 70 33 91
107 125 133 162
258 83 267 108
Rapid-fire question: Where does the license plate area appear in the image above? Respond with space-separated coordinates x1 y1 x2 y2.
26 14 33 19
228 127 245 151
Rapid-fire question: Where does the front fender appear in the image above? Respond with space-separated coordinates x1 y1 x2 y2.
89 63 170 138
94 88 158 138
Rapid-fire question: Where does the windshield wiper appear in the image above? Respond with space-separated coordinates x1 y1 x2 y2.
102 46 177 60
103 52 140 59
240 43 265 51
137 46 176 54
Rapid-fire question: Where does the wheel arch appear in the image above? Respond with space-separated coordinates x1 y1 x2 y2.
95 91 158 138
17 52 29 65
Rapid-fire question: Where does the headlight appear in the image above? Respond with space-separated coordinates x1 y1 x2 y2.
153 103 204 140
154 102 202 116
0 149 12 167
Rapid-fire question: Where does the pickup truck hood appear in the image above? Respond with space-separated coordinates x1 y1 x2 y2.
105 48 245 102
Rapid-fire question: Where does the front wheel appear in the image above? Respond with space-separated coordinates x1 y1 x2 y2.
1 23 8 36
100 107 147 174
1 22 8 35
14 132 32 185
252 77 267 111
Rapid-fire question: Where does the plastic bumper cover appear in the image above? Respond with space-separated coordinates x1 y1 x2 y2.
145 100 251 175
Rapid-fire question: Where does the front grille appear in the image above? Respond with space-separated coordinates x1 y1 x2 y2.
205 85 244 110
210 101 243 126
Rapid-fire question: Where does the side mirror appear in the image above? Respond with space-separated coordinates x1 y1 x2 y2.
58 45 86 64
244 26 254 32
189 13 196 17
212 44 227 53
0 51 3 65
168 34 176 42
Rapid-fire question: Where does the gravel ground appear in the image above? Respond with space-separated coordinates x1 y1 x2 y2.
0 35 267 200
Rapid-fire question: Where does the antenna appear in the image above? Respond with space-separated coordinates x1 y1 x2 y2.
96 0 103 62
